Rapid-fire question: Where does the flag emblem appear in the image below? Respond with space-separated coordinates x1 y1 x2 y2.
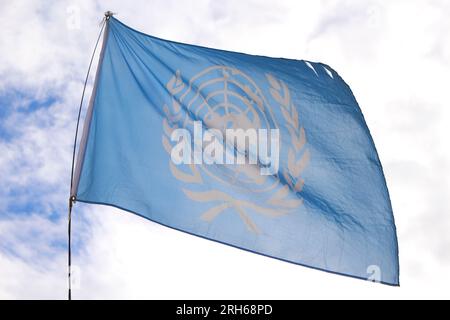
162 66 309 233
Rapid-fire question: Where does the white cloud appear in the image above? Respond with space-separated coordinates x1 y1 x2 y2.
0 0 449 299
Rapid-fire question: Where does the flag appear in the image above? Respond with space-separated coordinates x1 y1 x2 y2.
72 17 399 285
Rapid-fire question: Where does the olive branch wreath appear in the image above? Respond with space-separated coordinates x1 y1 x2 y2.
266 74 310 194
160 70 309 233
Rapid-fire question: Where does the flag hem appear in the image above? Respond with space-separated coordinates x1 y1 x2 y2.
75 198 400 287
71 21 111 197
110 17 325 68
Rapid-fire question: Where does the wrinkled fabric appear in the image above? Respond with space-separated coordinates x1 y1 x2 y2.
74 17 399 285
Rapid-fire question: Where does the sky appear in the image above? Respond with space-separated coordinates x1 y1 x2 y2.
0 0 449 299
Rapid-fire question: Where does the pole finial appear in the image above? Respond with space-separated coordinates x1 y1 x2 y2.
104 11 114 20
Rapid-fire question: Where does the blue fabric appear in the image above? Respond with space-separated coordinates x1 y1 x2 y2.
75 17 399 285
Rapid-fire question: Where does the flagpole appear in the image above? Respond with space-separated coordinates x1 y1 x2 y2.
68 12 112 300
68 196 74 300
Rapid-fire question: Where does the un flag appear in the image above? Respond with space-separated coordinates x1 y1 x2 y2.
72 17 399 285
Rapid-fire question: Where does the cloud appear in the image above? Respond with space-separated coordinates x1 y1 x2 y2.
0 0 449 299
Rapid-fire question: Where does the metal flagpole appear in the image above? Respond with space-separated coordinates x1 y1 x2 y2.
68 11 113 300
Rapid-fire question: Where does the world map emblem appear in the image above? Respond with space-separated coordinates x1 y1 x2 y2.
162 66 310 233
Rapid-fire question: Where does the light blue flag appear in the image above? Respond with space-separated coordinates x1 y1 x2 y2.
72 17 399 285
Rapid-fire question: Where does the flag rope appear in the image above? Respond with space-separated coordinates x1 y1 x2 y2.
68 12 112 301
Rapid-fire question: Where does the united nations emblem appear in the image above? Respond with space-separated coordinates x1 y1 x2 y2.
162 66 310 233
